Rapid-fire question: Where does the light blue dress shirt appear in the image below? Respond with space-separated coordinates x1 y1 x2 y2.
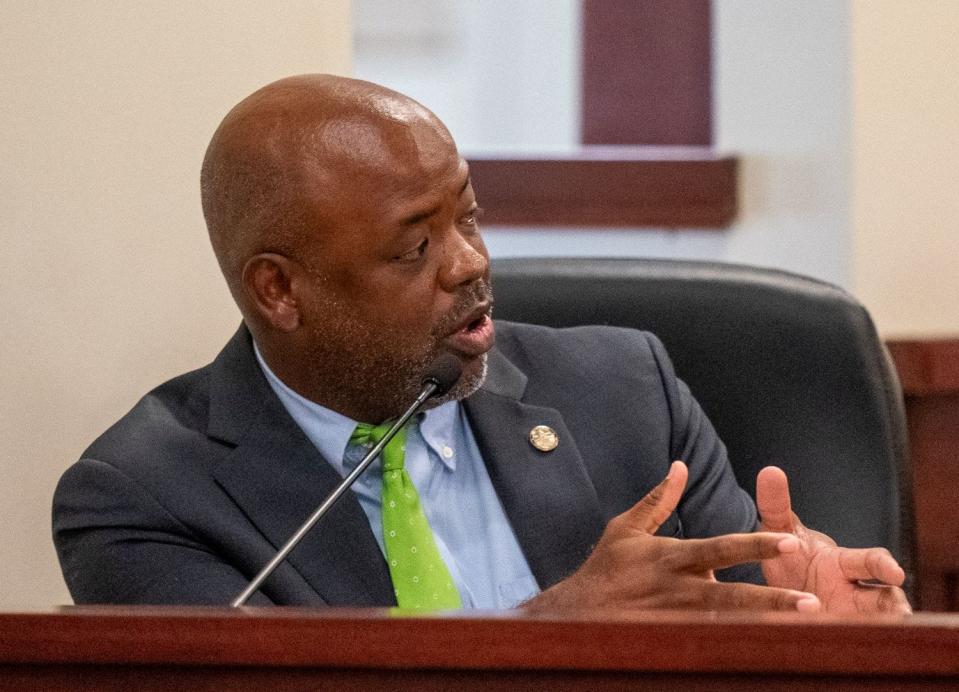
253 345 540 609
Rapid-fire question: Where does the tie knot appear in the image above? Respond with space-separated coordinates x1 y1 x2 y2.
350 421 407 471
349 421 390 446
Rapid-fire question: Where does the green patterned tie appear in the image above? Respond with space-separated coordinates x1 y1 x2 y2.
349 421 462 609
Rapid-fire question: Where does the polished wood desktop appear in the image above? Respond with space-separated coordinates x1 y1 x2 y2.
1 607 958 690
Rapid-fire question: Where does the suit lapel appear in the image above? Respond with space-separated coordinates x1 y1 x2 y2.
207 327 394 606
464 350 605 589
204 326 606 601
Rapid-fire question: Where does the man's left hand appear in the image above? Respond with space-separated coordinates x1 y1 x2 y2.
757 466 912 615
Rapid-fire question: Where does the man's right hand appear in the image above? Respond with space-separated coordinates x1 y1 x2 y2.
522 461 822 614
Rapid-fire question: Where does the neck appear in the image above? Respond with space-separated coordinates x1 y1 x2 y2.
253 339 414 424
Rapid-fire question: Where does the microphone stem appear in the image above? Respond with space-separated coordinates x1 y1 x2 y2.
230 381 438 607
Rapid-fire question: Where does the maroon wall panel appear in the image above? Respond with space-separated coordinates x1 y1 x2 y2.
582 0 712 145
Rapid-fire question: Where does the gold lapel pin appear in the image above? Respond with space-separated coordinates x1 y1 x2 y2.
529 425 559 452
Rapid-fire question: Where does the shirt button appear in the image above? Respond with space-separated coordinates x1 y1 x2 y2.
442 445 454 459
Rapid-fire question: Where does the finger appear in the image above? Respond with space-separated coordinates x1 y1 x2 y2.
853 584 912 615
703 582 821 612
838 548 906 586
622 461 688 534
756 466 796 532
679 531 802 572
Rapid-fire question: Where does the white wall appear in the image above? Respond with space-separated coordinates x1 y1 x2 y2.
354 0 582 154
0 1 352 610
852 1 959 337
709 1 851 287
354 0 853 288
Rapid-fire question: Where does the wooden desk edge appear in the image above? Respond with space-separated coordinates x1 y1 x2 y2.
1 607 957 677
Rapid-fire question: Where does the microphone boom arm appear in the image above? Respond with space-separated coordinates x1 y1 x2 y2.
230 380 439 607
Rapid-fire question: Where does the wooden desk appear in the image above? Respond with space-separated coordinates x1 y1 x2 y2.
1 608 958 690
888 338 959 611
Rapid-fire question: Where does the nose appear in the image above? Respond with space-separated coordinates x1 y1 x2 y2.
438 229 488 292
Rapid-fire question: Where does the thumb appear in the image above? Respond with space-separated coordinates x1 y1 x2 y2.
756 466 796 533
622 461 688 534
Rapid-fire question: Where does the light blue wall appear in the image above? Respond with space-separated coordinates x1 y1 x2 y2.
353 1 851 287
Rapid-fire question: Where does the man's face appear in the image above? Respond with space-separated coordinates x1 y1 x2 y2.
289 111 493 422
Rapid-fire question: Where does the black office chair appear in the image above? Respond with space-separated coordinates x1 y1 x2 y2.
491 257 914 586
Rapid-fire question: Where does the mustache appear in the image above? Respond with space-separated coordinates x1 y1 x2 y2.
434 280 494 336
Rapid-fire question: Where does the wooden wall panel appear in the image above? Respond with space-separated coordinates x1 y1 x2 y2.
582 0 712 145
888 338 959 611
468 151 736 227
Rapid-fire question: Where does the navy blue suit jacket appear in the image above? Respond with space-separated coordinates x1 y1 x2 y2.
53 321 761 605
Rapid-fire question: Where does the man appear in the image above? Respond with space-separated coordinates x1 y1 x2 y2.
53 75 909 613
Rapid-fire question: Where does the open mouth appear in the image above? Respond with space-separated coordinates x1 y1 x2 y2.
463 314 487 333
444 307 495 357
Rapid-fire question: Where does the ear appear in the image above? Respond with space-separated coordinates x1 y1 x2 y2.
241 253 302 332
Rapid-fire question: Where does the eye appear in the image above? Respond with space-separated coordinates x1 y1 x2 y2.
394 238 428 262
460 206 484 227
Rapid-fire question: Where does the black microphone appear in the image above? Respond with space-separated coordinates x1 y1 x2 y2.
419 353 462 398
231 354 463 607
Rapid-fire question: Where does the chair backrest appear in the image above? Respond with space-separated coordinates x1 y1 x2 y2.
491 257 913 573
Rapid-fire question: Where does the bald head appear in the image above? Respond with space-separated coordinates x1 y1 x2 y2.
200 74 455 310
199 74 488 422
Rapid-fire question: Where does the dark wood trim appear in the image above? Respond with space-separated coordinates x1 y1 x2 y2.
887 339 959 395
887 337 959 611
582 0 712 145
468 149 736 227
463 1 732 230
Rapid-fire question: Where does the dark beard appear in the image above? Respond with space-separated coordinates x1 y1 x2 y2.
302 280 492 422
422 352 488 410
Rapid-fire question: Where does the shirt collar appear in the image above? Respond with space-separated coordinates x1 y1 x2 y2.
253 341 459 473
419 398 459 471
